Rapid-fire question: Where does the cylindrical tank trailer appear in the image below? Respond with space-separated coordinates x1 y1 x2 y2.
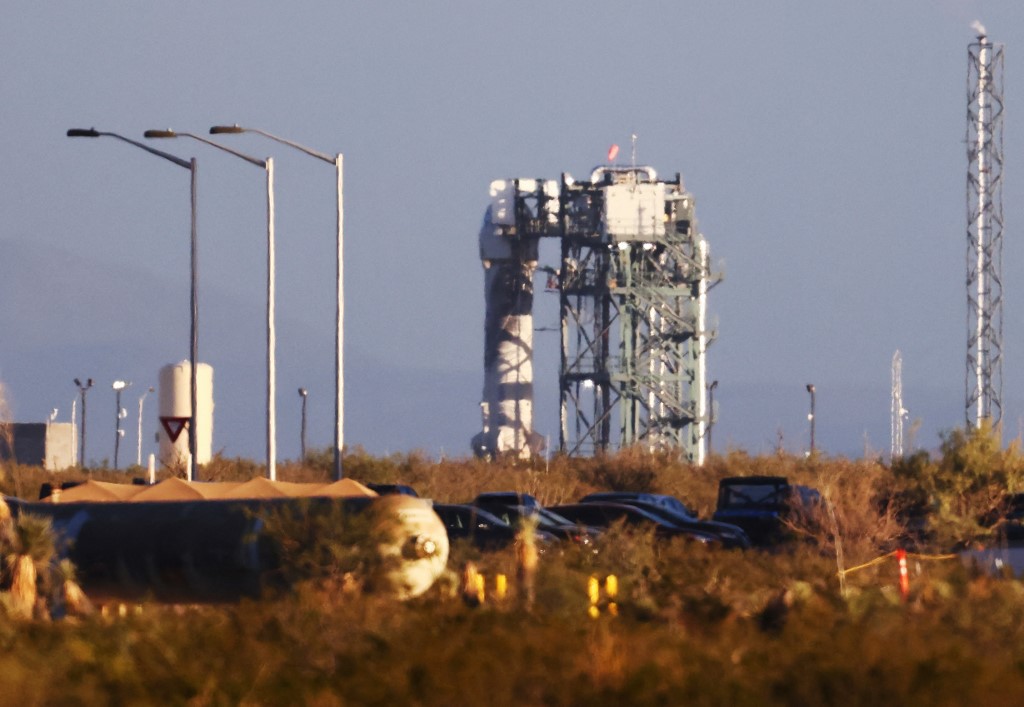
10 491 449 603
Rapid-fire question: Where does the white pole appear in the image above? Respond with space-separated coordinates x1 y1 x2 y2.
335 153 344 479
137 387 153 467
71 398 77 467
148 453 156 485
975 38 989 426
696 239 709 465
267 157 277 480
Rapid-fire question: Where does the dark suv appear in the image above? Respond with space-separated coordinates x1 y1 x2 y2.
712 476 820 547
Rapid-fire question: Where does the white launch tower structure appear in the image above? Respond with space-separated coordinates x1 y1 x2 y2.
473 165 719 463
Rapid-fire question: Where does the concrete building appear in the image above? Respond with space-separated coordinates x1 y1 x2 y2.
1 422 75 470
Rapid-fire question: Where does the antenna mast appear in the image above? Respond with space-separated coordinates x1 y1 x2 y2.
966 25 1005 431
891 350 905 459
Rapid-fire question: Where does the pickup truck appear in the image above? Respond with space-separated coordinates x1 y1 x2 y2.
712 476 820 547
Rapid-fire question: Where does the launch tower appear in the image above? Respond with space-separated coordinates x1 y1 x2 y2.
473 165 718 463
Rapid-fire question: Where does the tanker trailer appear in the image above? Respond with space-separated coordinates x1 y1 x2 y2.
16 491 448 603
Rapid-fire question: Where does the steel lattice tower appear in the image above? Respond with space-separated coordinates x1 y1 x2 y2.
966 30 1004 430
557 167 718 461
474 166 718 463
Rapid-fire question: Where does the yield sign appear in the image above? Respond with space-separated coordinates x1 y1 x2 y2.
159 416 191 443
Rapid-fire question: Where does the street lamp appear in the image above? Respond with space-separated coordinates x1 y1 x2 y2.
112 380 131 470
707 380 718 457
210 124 345 480
137 386 155 467
806 383 816 455
146 129 278 481
298 387 308 462
68 128 199 481
73 377 93 466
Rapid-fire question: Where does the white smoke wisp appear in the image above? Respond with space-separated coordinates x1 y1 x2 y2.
971 20 987 37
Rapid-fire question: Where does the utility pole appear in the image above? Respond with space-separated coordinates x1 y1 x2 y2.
806 383 816 455
298 387 308 462
73 377 94 467
112 380 131 470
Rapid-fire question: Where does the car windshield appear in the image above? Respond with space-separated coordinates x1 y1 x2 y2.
721 484 787 508
535 507 575 526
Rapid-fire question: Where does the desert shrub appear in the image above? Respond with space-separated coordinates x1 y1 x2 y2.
577 446 663 492
893 423 1024 548
785 459 909 570
255 499 397 596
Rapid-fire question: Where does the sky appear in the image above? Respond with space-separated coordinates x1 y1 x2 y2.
2 1 1023 466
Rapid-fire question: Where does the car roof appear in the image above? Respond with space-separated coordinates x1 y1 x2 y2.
719 476 789 485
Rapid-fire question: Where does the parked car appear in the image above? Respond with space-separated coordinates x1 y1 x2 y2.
431 504 555 551
366 483 419 497
980 493 1024 543
550 502 718 544
472 492 543 512
712 476 821 547
579 494 750 549
579 492 698 518
478 504 601 546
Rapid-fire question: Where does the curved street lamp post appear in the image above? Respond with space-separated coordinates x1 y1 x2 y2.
298 387 308 462
146 129 277 481
210 125 345 480
67 128 199 481
137 386 154 467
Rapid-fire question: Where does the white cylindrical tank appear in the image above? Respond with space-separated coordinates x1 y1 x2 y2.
158 361 214 467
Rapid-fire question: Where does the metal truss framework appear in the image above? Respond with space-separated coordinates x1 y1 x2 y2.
557 168 718 461
966 35 1004 430
478 167 718 462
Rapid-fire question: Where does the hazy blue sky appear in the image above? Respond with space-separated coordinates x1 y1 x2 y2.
2 1 1022 464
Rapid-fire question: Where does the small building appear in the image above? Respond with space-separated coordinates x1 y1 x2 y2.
0 422 75 470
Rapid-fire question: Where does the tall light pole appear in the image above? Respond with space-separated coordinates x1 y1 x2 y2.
68 128 199 482
298 387 308 462
73 377 93 466
146 129 278 481
112 380 131 470
210 125 345 480
137 386 154 467
806 383 816 455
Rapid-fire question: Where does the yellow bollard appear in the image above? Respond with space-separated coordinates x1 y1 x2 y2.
588 576 600 618
606 575 619 616
495 574 508 600
475 573 486 604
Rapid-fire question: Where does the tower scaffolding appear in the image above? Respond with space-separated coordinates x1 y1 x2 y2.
966 29 1004 431
473 163 719 463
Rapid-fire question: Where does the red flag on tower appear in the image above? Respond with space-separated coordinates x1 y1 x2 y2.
607 144 619 162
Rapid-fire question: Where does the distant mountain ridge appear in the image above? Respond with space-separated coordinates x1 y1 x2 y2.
0 238 481 464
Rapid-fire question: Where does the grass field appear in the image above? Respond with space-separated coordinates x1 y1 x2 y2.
1 429 1024 705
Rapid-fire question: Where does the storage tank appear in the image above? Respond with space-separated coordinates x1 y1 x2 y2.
158 361 213 466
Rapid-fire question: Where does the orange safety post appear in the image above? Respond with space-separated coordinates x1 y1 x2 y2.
896 548 910 600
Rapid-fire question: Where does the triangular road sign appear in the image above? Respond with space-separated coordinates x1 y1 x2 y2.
159 416 191 443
